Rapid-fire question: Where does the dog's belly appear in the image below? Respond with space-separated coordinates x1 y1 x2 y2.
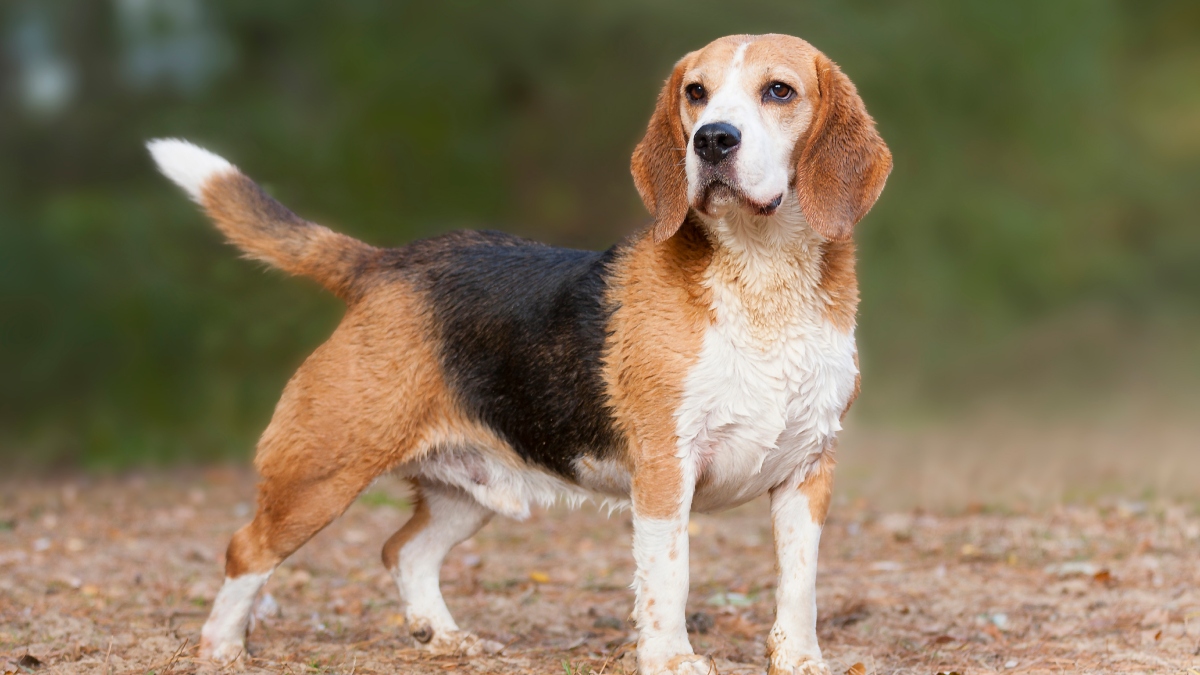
681 313 858 513
407 313 856 518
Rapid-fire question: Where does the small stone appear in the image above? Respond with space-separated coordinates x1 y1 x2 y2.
593 615 623 630
686 611 714 634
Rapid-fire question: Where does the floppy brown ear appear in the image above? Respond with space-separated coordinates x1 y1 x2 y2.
631 58 690 244
795 54 892 241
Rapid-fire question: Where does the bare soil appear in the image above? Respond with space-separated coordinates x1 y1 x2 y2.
2 468 1199 674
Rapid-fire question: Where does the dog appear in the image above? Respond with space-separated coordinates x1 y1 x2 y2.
148 33 890 675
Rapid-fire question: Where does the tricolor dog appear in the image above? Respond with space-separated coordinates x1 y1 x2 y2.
149 33 890 675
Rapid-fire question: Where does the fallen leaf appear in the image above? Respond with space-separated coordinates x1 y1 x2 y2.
530 571 550 584
845 663 866 675
288 569 312 588
718 613 758 639
828 601 870 628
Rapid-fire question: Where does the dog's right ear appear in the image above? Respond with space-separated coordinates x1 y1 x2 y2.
631 56 691 244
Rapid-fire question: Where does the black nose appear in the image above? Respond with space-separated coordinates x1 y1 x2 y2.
693 122 741 164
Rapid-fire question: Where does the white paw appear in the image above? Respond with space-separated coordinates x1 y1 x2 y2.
640 653 716 675
199 636 245 665
768 656 830 675
408 619 503 656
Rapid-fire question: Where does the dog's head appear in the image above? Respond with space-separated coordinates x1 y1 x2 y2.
631 34 892 243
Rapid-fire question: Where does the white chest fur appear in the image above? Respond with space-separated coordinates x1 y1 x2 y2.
679 211 859 513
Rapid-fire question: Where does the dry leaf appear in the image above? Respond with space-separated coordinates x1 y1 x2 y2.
530 571 550 584
845 663 866 675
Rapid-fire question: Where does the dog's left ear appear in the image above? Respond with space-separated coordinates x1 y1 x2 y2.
631 56 691 244
794 54 893 242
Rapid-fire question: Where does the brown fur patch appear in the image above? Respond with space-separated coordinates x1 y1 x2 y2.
794 51 892 241
798 453 836 525
843 352 862 421
200 173 377 303
224 281 463 577
603 221 713 518
818 239 859 333
381 481 430 571
631 55 696 244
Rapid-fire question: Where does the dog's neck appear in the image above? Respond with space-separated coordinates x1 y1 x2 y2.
694 194 841 341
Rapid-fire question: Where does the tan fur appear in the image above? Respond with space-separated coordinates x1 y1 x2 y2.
631 55 696 244
603 221 713 518
798 453 836 525
843 352 862 422
201 174 378 303
818 239 859 333
224 283 456 577
794 51 893 242
381 481 430 571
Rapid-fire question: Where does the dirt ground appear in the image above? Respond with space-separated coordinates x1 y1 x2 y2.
2 466 1199 675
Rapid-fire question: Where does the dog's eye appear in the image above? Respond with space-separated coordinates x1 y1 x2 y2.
765 82 795 102
685 84 707 103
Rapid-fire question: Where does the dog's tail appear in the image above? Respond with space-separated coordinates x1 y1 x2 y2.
147 138 377 302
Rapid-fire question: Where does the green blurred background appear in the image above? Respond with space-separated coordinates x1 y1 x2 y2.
2 1 1198 474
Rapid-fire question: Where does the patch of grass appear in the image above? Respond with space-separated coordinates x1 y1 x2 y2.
562 660 593 675
358 490 409 510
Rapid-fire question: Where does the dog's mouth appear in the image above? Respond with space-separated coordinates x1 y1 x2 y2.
696 178 784 217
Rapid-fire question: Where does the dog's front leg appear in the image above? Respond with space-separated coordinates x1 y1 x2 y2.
630 451 711 675
766 454 835 675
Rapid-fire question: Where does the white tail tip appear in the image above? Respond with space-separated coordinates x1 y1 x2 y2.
146 138 237 202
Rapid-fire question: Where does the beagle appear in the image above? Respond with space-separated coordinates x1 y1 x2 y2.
148 33 890 675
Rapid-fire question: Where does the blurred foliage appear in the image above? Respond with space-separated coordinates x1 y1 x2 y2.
1 0 1197 468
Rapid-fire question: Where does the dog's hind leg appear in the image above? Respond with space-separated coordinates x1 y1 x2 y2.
199 459 382 663
382 479 502 655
